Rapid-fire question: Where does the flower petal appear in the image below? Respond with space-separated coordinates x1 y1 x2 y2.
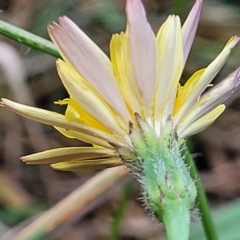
55 127 112 148
179 104 225 138
173 69 205 115
182 0 202 64
57 60 128 135
21 147 117 164
51 157 122 171
154 15 184 118
175 36 240 123
57 98 110 132
48 17 130 119
1 98 124 146
110 33 142 115
179 68 240 130
126 0 157 112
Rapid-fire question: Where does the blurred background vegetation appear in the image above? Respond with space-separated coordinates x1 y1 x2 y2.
0 0 240 239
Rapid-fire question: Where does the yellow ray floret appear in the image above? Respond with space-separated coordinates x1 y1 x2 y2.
51 157 122 171
21 147 117 165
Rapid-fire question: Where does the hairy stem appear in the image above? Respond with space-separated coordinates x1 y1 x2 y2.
163 202 190 240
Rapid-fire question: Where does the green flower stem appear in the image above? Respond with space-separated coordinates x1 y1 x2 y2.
0 20 61 58
163 202 190 240
185 149 219 240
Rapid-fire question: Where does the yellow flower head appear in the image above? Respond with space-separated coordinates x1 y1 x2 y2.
2 0 240 171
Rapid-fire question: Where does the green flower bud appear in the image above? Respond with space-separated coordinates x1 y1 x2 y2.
117 114 197 240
